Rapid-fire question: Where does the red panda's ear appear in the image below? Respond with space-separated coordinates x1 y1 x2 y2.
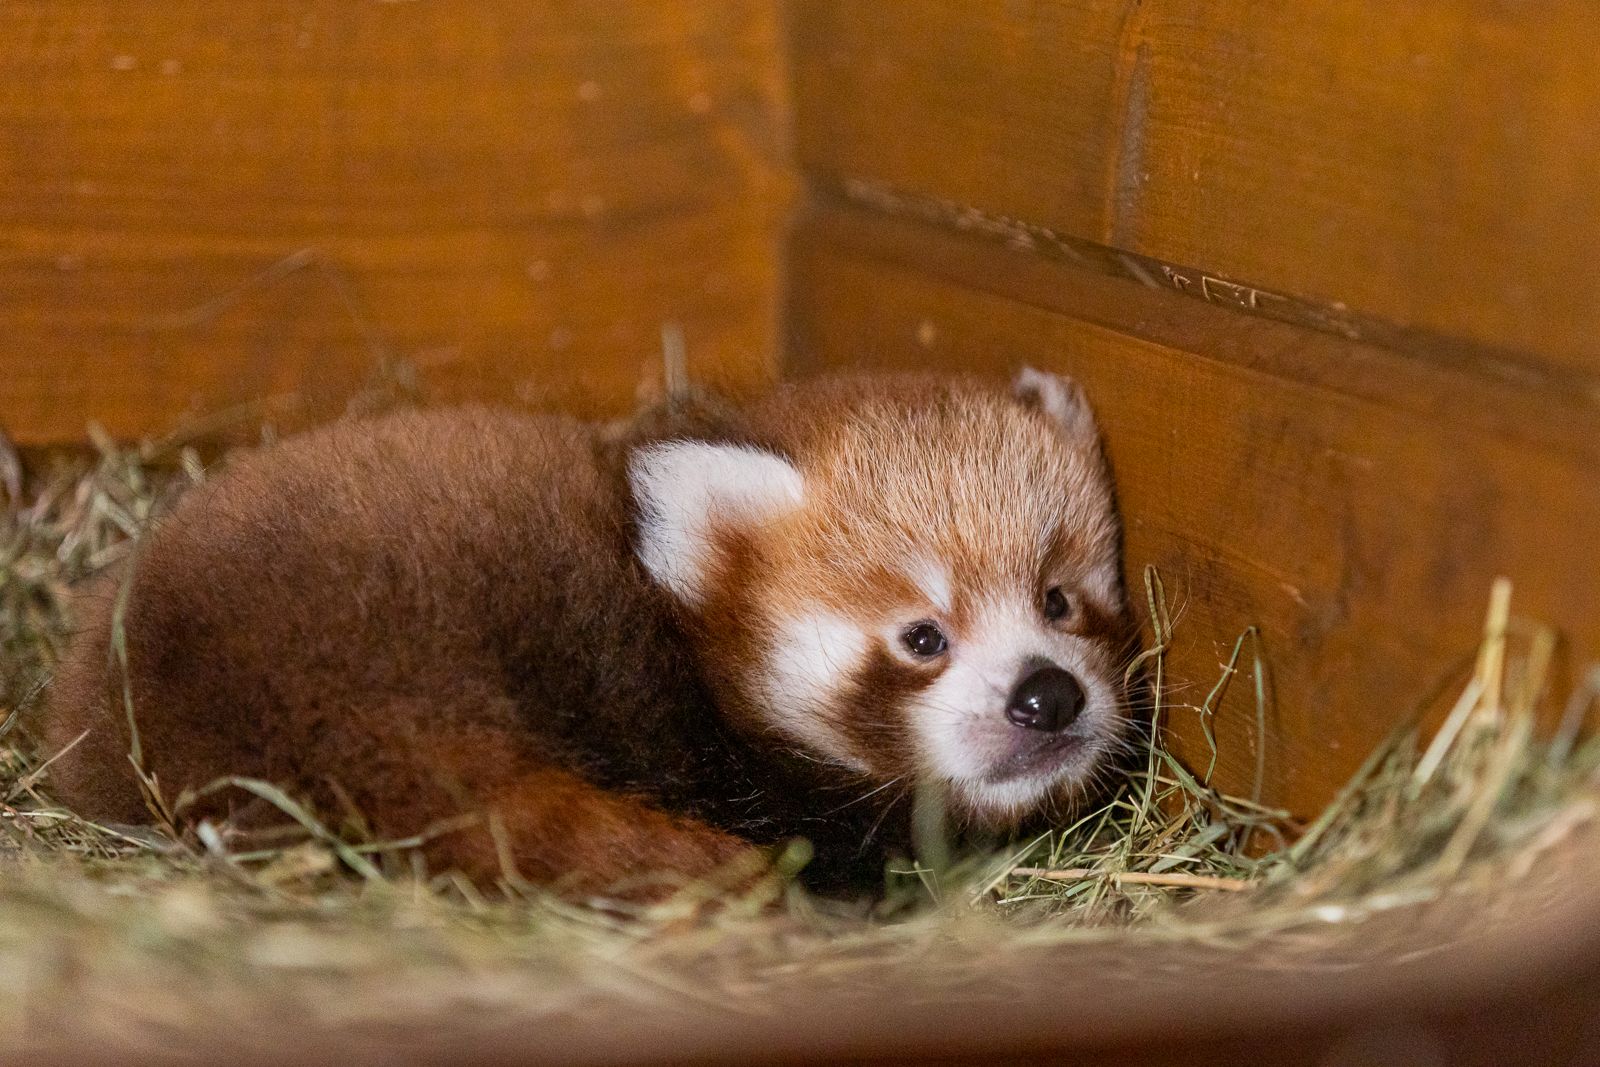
628 441 805 605
1012 367 1102 448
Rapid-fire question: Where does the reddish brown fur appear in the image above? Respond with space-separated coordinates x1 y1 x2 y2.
677 376 1133 813
47 374 1131 895
50 408 759 889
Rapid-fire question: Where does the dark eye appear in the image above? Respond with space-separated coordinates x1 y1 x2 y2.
901 621 948 658
1043 586 1073 622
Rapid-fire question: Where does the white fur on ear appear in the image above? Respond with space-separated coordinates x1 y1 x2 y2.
629 441 805 604
1013 366 1101 447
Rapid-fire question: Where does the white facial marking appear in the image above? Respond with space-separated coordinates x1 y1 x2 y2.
907 597 1119 817
909 557 954 615
914 658 1005 781
630 442 804 605
1082 561 1124 613
912 600 1040 781
760 611 869 769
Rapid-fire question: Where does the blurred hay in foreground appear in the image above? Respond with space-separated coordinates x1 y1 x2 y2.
1 414 1597 1048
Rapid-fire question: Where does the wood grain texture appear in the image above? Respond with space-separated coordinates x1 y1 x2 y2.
0 1 791 443
792 0 1600 379
789 201 1600 819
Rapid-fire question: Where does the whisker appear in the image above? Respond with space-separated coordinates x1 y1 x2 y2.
822 775 904 815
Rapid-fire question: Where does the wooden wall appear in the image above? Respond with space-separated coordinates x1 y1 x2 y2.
0 2 791 443
786 1 1600 819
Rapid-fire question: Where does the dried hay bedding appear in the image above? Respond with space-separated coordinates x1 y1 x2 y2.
0 411 1595 1058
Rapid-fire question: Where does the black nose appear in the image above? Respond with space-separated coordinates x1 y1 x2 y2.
1006 666 1086 732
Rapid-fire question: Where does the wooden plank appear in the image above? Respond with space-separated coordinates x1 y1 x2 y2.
0 1 790 443
792 0 1600 379
789 202 1600 819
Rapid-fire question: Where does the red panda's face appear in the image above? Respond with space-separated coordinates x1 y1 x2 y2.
631 370 1135 827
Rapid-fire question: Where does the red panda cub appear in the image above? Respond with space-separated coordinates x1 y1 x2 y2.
47 370 1135 896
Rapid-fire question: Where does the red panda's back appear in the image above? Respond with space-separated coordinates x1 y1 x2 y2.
44 406 636 830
